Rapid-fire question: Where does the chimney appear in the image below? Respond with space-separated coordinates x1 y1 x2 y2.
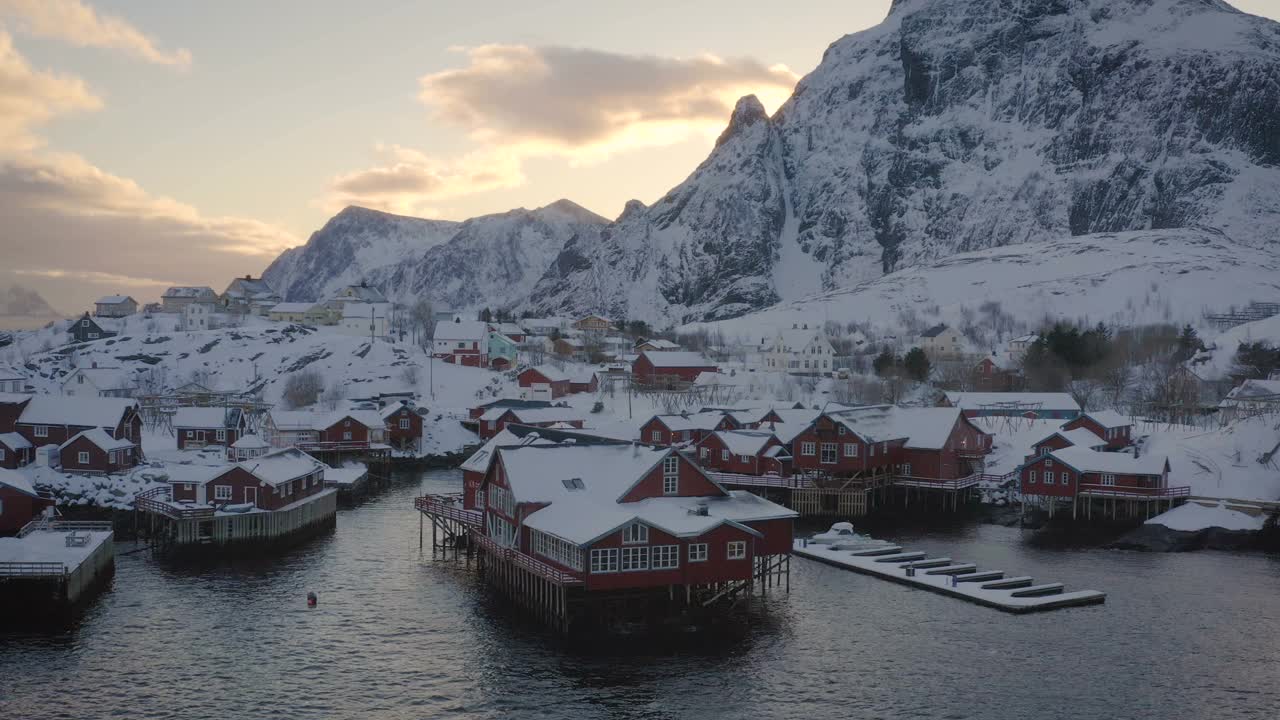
245 274 251 280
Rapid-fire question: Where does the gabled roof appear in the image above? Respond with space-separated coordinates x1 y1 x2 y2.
520 364 570 383
64 367 132 391
474 398 553 412
920 324 950 338
1076 410 1131 429
61 428 133 453
1044 446 1168 477
318 410 385 431
379 402 422 421
637 338 679 350
0 432 32 450
18 396 137 429
231 434 269 449
432 319 490 343
482 407 584 424
223 276 274 298
0 468 38 497
95 295 135 305
236 447 324 487
0 366 25 382
1037 428 1107 450
637 350 716 368
267 410 318 432
826 405 967 450
1221 379 1280 403
162 286 217 299
332 283 387 303
710 430 777 457
772 328 831 352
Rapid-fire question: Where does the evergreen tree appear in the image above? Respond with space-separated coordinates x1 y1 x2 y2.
479 308 493 323
1173 324 1203 362
903 347 931 382
872 347 897 377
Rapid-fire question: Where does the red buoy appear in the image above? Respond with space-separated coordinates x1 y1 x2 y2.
307 592 317 607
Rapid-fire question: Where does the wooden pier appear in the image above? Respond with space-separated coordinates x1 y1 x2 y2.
0 520 115 611
134 486 338 555
1023 484 1191 523
794 539 1105 613
709 470 1013 518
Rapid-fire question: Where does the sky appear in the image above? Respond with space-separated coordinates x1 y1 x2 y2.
1 0 1278 317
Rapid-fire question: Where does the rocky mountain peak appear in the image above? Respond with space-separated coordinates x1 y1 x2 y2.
716 94 770 148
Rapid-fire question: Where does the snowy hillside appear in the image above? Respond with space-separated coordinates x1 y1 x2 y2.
263 200 607 312
1189 313 1280 381
690 228 1280 344
525 0 1280 324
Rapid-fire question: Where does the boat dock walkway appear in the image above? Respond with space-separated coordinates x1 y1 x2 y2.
793 539 1105 614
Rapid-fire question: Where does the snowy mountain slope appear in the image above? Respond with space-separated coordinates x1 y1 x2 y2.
263 207 459 303
689 228 1280 343
1190 314 1280 381
526 0 1280 324
262 200 607 312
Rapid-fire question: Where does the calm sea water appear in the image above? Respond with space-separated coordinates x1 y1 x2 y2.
3 469 1279 720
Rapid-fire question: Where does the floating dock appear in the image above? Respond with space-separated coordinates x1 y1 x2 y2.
0 520 115 610
793 539 1105 613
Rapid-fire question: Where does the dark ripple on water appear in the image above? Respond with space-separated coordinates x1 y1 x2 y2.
3 468 1280 720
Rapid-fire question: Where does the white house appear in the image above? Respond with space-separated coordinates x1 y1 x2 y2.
62 365 134 398
432 318 492 366
763 325 836 375
182 300 222 331
1006 333 1039 362
321 282 388 322
919 324 969 360
161 286 218 313
339 302 391 338
94 295 137 318
0 366 25 393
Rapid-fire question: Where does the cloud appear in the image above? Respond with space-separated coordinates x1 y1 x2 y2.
325 45 798 214
0 151 300 309
324 144 523 215
0 0 191 67
0 29 101 150
419 45 798 156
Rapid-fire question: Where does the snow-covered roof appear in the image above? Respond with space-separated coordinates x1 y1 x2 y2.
1221 379 1280 403
570 369 599 384
713 430 777 457
268 410 317 431
223 277 274 298
64 367 132 390
0 366 24 382
341 302 390 320
319 410 385 430
162 286 217 299
379 402 421 420
480 407 584 424
160 463 231 486
18 395 136 429
638 338 680 350
432 319 490 342
172 407 239 429
944 392 1080 411
0 392 32 405
638 351 716 368
0 432 31 450
1010 333 1039 343
95 295 134 305
231 434 269 449
495 323 526 336
1077 410 1131 429
237 447 325 487
269 302 317 314
771 328 829 352
521 364 570 382
0 468 37 497
825 405 964 449
62 428 133 453
1038 428 1107 450
1047 447 1168 476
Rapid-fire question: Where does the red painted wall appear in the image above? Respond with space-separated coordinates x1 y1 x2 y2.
694 434 782 476
631 355 717 384
176 426 240 450
583 522 754 592
517 369 570 399
384 407 423 449
0 485 51 534
0 398 30 434
619 454 724 502
58 434 137 473
319 416 371 443
1062 416 1131 449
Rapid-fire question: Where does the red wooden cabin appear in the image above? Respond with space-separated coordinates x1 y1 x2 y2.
1020 446 1172 499
631 351 718 386
0 432 33 469
315 411 386 445
174 407 246 450
169 447 327 510
13 396 141 452
0 468 53 534
1061 410 1133 450
1028 428 1107 460
58 428 138 474
517 365 572 399
476 407 585 440
382 402 424 451
695 431 788 476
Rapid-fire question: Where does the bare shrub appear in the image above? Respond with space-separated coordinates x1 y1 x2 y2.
282 370 325 409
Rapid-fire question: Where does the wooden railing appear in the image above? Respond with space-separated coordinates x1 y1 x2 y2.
0 561 66 578
16 519 114 538
708 472 814 490
133 487 215 519
297 441 376 452
893 473 983 490
414 495 483 528
1078 484 1191 499
474 533 584 586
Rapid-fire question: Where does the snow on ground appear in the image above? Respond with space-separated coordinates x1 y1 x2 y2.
22 464 158 509
0 528 112 568
975 418 1063 477
1143 416 1280 501
1190 313 1280 382
1145 501 1268 533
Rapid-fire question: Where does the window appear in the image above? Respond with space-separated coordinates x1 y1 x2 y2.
727 541 746 560
82 319 89 327
820 443 837 464
182 483 192 491
214 485 232 500
343 431 352 441
688 543 708 562
740 455 751 464
838 426 846 436
78 375 84 384
652 545 679 569
77 451 90 464
1044 472 1054 485
216 429 227 442
721 449 729 461
869 443 875 457
621 546 649 571
1029 470 1037 484
590 548 619 573
663 456 679 495
1102 474 1116 486
1061 473 1071 486
0 449 4 461
700 447 709 459
622 522 648 544
651 430 662 443
844 443 858 458
801 442 815 456
34 425 48 438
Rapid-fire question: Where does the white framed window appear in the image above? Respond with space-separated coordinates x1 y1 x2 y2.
881 442 887 454
343 431 352 441
651 430 662 443
77 451 90 464
590 548 618 573
182 483 192 491
621 546 649 571
1044 472 1055 484
216 429 227 442
344 420 351 427
844 443 857 458
820 443 837 464
399 418 410 430
1102 474 1116 486
34 425 48 438
902 463 912 476
740 455 750 464
1061 473 1071 486
652 545 679 569
662 455 679 495
214 485 232 500
869 443 875 457
622 522 648 544
1045 459 1054 467
0 449 4 461
1028 470 1037 484
688 543 708 562
721 449 729 461
801 441 815 456
700 447 709 459
727 541 746 560
838 426 846 436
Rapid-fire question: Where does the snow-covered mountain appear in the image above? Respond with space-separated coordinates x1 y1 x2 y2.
526 0 1280 324
263 200 607 311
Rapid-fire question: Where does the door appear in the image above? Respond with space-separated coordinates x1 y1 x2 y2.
244 486 257 507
